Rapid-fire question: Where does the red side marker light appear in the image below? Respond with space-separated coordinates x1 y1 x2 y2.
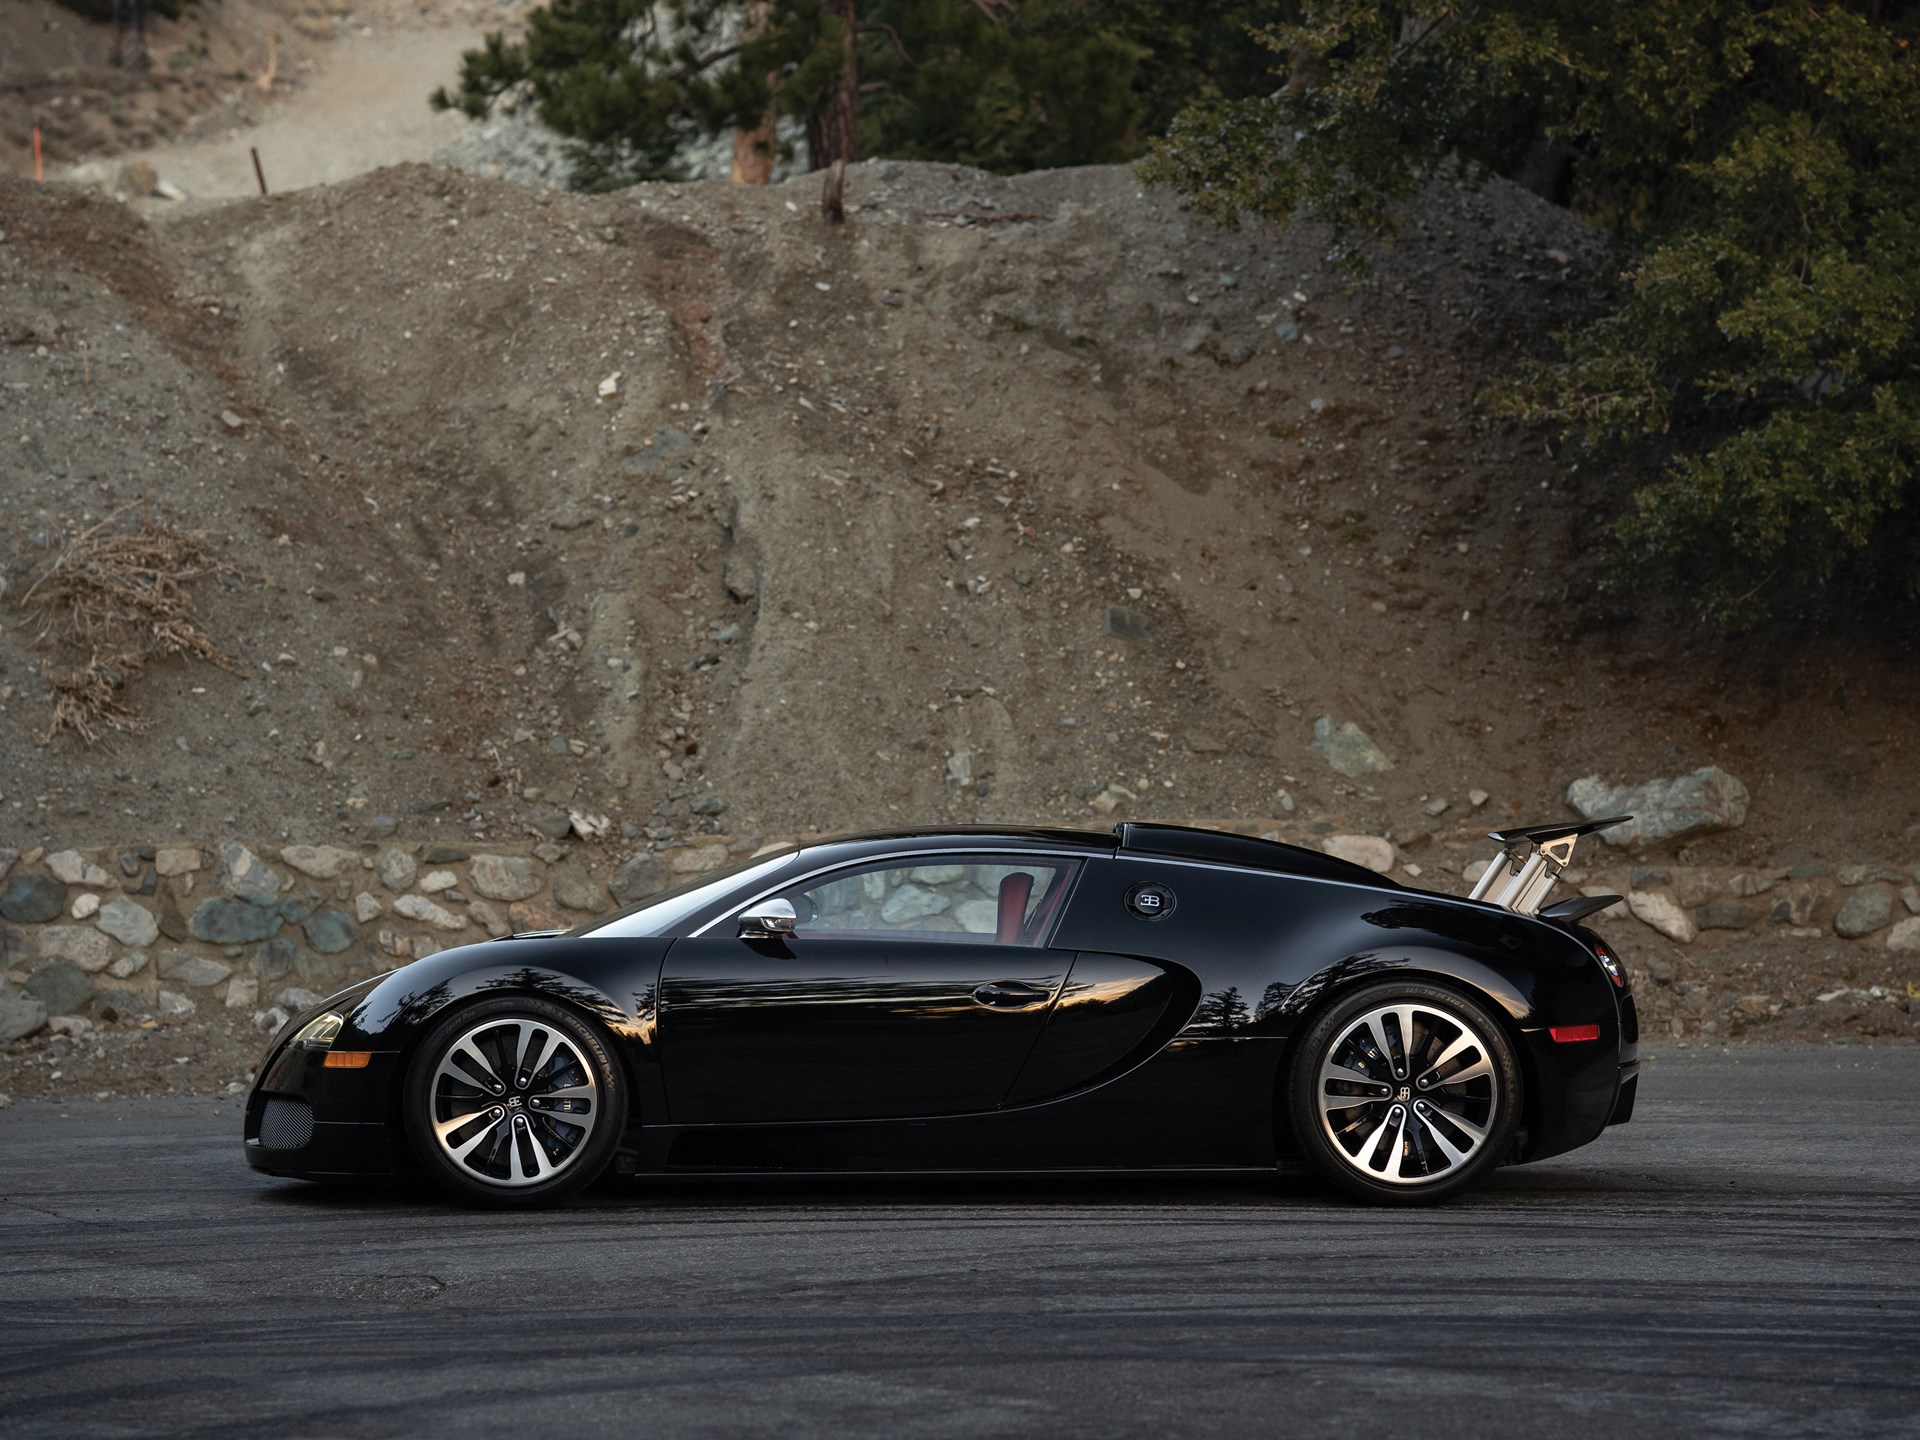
1549 1024 1601 1044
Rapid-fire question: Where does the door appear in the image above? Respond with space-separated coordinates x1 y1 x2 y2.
660 856 1080 1124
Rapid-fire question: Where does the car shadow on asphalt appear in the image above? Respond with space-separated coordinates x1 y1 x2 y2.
246 1163 1669 1215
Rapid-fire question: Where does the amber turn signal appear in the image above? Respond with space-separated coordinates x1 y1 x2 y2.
322 1050 373 1069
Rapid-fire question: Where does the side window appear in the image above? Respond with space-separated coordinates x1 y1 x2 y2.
779 858 1077 944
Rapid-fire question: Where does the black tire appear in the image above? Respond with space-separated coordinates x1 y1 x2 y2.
403 996 627 1209
1286 979 1520 1206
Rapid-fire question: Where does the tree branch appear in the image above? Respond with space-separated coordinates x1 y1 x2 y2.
860 22 918 66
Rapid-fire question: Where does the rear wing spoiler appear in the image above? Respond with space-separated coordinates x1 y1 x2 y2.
1467 815 1630 917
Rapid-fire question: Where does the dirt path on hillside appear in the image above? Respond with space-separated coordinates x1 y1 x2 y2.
89 22 486 199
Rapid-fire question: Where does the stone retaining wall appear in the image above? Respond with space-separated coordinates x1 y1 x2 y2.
2 824 1916 1042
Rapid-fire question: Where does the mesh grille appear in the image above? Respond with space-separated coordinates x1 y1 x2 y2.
259 1096 315 1150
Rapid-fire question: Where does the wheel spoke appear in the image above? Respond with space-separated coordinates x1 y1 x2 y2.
1415 1110 1471 1168
1432 1057 1493 1089
1424 1104 1489 1144
448 1114 505 1163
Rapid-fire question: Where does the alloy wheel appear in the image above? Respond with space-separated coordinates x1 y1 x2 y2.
428 1017 600 1188
1315 1001 1499 1186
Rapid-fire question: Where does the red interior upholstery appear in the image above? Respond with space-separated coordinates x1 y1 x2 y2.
996 872 1035 944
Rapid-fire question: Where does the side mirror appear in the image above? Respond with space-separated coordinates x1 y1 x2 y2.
738 897 797 939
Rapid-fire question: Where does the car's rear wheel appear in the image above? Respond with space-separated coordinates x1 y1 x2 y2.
1287 980 1520 1205
403 997 625 1208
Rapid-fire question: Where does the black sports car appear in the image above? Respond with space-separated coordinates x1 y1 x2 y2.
244 820 1639 1207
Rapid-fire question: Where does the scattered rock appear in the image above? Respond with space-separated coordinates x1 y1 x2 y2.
469 853 542 902
1468 789 1489 808
280 844 356 880
530 810 574 840
1728 873 1775 898
154 847 202 877
94 896 159 949
1421 797 1450 817
92 988 148 1022
47 850 111 887
250 937 298 980
189 897 285 945
26 959 95 1015
156 990 196 1019
378 849 419 892
277 987 324 1012
1321 834 1396 874
225 976 260 1010
0 983 48 1042
1628 890 1697 943
689 794 729 816
253 1005 291 1033
0 848 16 881
468 899 509 937
1903 884 1920 916
107 949 150 980
354 891 384 923
1310 716 1394 777
1695 901 1763 931
881 884 950 923
1 874 68 924
218 843 283 905
609 852 666 907
423 846 471 865
159 953 234 988
303 911 359 955
70 892 102 920
278 891 323 924
1089 785 1136 815
1835 862 1896 886
34 925 115 972
394 894 467 932
1769 884 1824 928
552 866 610 913
419 870 459 894
1566 766 1750 846
1888 917 1920 953
669 844 729 876
1834 885 1894 939
47 1014 93 1038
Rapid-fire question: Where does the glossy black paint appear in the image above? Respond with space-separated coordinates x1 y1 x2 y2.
244 825 1638 1184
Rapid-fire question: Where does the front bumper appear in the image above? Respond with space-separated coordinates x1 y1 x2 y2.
243 1040 401 1182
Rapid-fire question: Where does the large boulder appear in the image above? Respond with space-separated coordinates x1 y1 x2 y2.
1834 885 1894 940
189 897 285 945
468 853 541 902
1309 716 1394 777
0 982 48 1042
1 873 67 925
1567 766 1750 846
25 959 95 1015
280 845 357 880
94 896 159 949
218 844 283 906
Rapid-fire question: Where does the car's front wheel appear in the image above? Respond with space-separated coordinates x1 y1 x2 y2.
1287 980 1520 1205
403 997 626 1208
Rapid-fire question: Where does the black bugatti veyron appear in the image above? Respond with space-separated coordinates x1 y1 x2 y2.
244 820 1639 1206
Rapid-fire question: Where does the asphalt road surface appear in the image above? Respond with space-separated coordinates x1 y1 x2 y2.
2 1047 1917 1439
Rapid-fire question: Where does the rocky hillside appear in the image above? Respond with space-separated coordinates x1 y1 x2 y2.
1 159 1915 870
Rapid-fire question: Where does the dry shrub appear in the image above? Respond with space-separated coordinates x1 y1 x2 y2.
17 502 244 743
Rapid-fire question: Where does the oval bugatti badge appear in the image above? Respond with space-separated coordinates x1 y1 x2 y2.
1125 882 1176 920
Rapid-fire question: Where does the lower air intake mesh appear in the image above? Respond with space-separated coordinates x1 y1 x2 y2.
259 1096 314 1150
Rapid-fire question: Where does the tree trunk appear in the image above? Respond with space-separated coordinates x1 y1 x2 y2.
805 0 861 171
730 0 777 184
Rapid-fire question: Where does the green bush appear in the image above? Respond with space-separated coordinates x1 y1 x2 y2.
1141 1 1920 626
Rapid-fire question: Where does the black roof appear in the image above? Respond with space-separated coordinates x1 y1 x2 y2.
798 822 1396 888
1115 822 1398 887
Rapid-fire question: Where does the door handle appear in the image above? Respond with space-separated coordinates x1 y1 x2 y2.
972 980 1053 1009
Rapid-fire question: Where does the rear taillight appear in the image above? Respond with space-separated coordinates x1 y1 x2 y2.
1593 942 1627 989
1550 1024 1602 1043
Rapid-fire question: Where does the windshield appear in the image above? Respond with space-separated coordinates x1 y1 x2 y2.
569 847 800 939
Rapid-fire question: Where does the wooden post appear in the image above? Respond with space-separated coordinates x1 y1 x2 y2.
821 158 846 224
250 147 268 196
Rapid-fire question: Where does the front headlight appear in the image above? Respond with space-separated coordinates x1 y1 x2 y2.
291 1012 345 1050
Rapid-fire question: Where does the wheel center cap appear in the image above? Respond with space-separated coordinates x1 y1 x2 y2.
505 1094 523 1111
1396 1085 1411 1102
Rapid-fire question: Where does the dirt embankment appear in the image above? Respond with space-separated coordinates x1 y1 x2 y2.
1 158 1916 874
